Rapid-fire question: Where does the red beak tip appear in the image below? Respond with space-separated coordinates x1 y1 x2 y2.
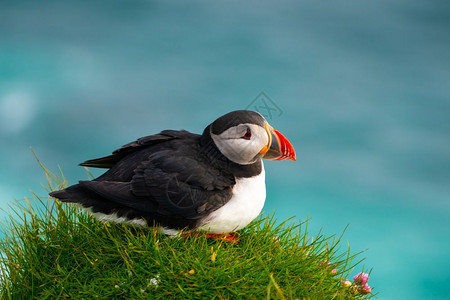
270 127 297 161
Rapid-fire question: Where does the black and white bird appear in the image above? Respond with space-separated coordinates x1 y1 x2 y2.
50 110 296 239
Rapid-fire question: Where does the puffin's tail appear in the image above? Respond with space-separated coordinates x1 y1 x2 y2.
49 184 85 203
49 183 133 217
49 184 109 211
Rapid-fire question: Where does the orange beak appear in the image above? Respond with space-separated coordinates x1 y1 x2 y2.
259 123 296 161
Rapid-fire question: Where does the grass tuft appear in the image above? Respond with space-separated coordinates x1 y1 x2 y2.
0 162 375 299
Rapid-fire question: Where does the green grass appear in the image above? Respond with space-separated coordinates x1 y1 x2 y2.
0 161 375 299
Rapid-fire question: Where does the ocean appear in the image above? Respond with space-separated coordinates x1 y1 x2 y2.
1 0 449 298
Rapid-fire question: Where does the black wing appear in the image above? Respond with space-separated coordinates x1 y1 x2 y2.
79 150 235 219
79 130 187 168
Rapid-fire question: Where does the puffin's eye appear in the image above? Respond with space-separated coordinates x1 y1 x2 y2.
241 128 252 140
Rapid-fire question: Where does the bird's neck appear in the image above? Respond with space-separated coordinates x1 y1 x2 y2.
199 125 262 178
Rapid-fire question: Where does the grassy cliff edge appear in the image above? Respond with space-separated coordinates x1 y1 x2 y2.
0 163 375 299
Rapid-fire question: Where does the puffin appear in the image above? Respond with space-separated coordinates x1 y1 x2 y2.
50 110 296 240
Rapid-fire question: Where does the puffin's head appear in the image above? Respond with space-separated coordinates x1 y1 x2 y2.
209 110 296 165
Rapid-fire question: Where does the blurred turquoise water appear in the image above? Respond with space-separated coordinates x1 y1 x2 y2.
1 1 450 298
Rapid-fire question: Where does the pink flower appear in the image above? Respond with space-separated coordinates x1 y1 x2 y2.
331 269 337 275
353 272 369 285
358 283 372 295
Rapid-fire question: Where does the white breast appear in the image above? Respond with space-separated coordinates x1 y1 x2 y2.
197 162 266 233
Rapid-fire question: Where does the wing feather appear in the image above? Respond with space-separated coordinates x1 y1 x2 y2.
79 130 188 168
79 148 235 219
